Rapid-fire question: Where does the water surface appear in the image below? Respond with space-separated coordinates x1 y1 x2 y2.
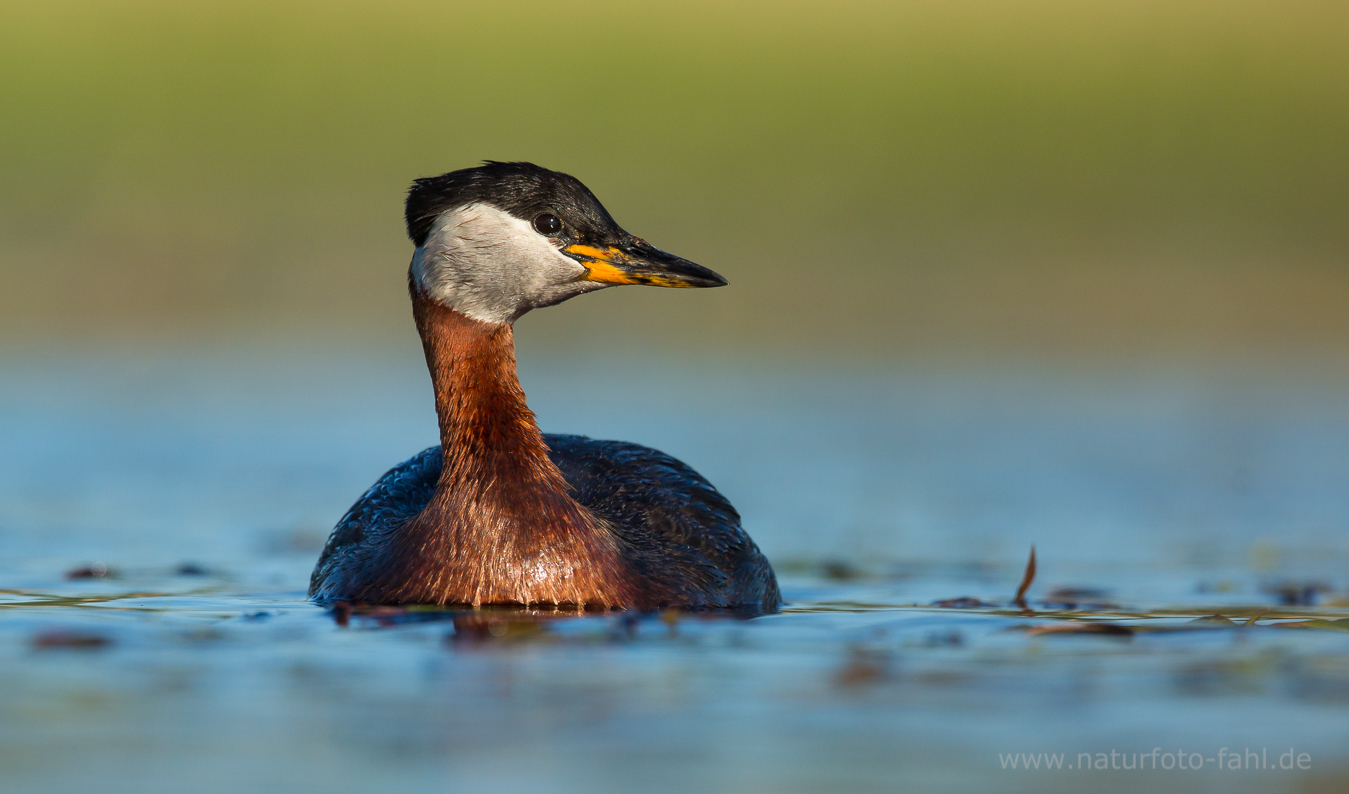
2 349 1347 793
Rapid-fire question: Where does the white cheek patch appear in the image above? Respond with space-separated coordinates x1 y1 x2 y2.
411 204 592 325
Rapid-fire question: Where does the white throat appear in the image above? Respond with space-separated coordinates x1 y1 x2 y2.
410 203 593 325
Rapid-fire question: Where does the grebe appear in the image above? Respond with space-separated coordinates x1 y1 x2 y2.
309 162 780 613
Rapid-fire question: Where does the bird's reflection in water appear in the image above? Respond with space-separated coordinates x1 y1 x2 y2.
448 613 561 646
325 600 765 645
328 600 576 631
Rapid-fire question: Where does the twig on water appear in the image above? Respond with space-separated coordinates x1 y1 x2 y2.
1014 545 1037 610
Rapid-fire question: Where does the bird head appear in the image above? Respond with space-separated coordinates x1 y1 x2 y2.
405 161 726 324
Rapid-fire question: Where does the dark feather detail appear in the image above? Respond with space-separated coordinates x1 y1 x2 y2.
406 161 625 248
309 437 781 613
546 434 781 611
308 447 441 597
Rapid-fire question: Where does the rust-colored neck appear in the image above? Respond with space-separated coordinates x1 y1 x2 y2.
358 289 640 608
413 292 558 500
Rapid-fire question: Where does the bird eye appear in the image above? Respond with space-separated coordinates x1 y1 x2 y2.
533 213 562 236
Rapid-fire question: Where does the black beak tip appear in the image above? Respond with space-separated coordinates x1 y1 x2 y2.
702 270 730 288
623 240 729 288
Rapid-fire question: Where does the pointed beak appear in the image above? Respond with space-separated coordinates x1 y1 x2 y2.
564 240 728 288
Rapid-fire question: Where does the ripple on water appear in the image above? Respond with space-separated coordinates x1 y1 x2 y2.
2 561 1348 794
3 354 1349 792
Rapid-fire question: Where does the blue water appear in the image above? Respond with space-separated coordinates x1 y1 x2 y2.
2 347 1347 792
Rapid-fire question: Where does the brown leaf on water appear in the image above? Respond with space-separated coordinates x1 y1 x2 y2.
1014 545 1037 609
1024 622 1134 637
65 563 116 580
32 630 112 650
931 597 992 608
1190 614 1237 625
1045 586 1109 600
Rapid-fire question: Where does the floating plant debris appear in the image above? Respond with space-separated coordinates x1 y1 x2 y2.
1189 614 1238 626
32 630 113 650
1262 582 1332 606
1013 545 1036 609
1023 622 1135 637
930 597 992 609
65 563 114 580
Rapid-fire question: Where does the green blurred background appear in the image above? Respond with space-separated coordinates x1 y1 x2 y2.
2 0 1346 362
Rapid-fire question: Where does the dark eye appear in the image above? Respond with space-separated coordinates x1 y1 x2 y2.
533 213 562 236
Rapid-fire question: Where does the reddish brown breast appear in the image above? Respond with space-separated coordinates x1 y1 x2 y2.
345 289 647 608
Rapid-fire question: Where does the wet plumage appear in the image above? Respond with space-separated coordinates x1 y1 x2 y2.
310 435 780 611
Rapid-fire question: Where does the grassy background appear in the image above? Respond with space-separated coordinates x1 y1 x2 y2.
2 0 1347 360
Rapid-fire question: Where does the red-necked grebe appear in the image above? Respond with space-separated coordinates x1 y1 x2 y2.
309 162 780 613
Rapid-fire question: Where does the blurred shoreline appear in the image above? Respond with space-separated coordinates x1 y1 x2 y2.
3 264 1348 370
2 0 1346 364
